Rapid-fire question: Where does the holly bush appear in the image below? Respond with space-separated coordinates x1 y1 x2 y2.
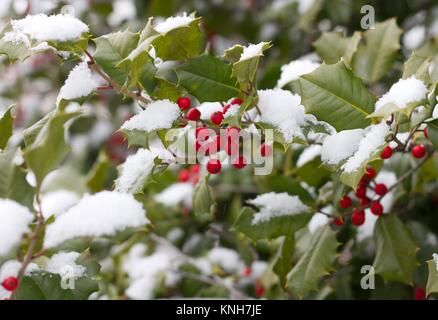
0 0 438 300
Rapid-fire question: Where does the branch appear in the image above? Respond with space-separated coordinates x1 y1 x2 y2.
84 50 151 106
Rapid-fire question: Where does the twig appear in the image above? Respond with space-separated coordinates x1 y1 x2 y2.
84 50 150 106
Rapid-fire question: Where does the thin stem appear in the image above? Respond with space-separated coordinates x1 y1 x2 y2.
84 50 150 106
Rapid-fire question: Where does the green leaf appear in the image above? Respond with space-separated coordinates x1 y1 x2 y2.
223 44 243 64
273 236 295 288
192 175 215 221
286 225 339 298
86 153 117 193
0 23 31 61
299 61 375 131
402 52 431 84
152 17 202 61
426 258 438 297
232 42 271 92
175 53 240 102
0 149 34 209
23 111 80 189
93 30 140 86
153 77 184 101
352 18 402 83
373 214 419 285
427 119 438 151
0 105 14 149
313 32 347 64
231 207 312 241
15 251 100 300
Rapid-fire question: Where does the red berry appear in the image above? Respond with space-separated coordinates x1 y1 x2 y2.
351 210 365 226
365 167 376 179
231 98 243 105
226 142 239 156
380 146 393 159
260 143 273 157
255 282 265 297
211 111 224 125
185 108 201 121
360 197 370 207
339 195 352 209
178 169 190 182
190 164 200 174
242 267 252 277
2 277 18 291
232 156 246 169
206 159 221 174
424 128 429 139
177 97 191 110
332 217 344 226
370 202 383 216
411 144 426 159
374 183 388 196
196 127 209 139
413 287 426 300
355 185 367 199
223 104 231 114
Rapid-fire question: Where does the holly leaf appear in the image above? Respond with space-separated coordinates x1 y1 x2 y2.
0 105 14 149
313 31 361 66
426 258 438 297
192 175 215 221
23 111 80 189
286 225 339 298
273 236 295 288
299 61 375 131
232 42 271 92
152 17 202 61
15 251 100 300
231 207 312 241
175 53 240 102
402 51 431 85
0 23 31 61
352 18 402 83
373 214 419 285
427 119 438 151
93 30 140 86
0 149 35 209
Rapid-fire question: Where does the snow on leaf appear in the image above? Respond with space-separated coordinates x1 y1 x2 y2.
57 62 97 106
0 198 34 256
247 192 309 225
277 59 320 88
44 191 149 248
121 100 180 133
321 129 364 165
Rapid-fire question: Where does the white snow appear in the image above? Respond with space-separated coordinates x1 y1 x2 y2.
7 14 89 43
321 129 364 165
115 148 156 194
108 0 136 27
277 59 320 88
197 102 223 121
296 145 322 167
247 192 309 225
121 100 180 133
224 104 240 118
403 25 426 51
308 212 329 233
57 62 97 105
375 76 427 111
0 199 34 257
239 42 268 61
257 88 315 142
207 247 244 274
44 191 149 248
433 103 438 119
342 123 389 173
40 190 80 218
154 14 194 34
154 183 194 208
123 245 179 300
45 251 86 278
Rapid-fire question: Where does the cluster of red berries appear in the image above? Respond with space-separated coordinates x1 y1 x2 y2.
380 139 427 160
2 276 18 292
177 97 272 175
178 164 201 185
333 167 386 227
